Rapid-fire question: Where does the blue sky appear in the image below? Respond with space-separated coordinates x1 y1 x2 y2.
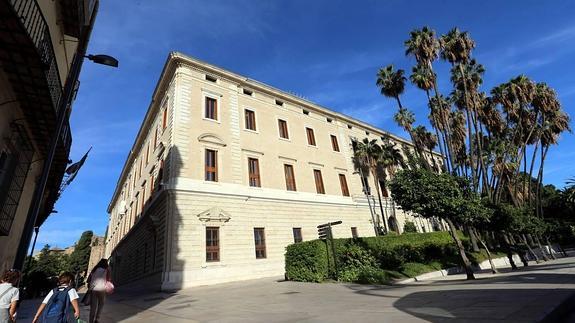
34 0 575 249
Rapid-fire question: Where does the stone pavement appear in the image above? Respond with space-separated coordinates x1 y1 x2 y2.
15 256 575 322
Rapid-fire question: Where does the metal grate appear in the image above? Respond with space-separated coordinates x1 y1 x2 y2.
9 0 63 111
0 123 35 235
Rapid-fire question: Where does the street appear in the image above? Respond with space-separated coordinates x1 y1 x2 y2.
16 255 575 322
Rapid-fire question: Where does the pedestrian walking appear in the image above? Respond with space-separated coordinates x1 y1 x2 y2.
0 269 20 323
32 272 80 323
87 259 113 323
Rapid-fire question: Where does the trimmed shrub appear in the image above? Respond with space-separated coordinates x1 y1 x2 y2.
285 240 328 282
403 221 418 233
285 231 470 284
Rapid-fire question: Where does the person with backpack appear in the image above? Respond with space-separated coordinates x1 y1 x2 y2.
86 259 112 323
32 272 80 323
0 269 20 323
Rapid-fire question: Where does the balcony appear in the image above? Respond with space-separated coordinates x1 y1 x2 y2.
1 0 74 154
0 0 74 225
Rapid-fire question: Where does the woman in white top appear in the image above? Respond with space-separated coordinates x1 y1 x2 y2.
0 269 20 323
87 259 111 323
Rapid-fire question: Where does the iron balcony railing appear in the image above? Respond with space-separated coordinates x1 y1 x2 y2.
9 0 63 113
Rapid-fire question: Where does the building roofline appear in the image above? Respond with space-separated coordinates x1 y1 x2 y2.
107 52 440 212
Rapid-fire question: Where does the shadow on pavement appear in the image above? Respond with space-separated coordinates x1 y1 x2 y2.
392 288 575 322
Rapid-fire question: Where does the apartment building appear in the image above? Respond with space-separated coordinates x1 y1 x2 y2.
105 52 441 290
0 0 100 270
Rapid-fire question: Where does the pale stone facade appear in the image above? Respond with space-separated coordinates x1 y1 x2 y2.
105 52 441 290
86 236 106 274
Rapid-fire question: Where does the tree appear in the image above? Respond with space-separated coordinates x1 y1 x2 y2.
68 230 94 276
353 138 387 233
390 169 475 279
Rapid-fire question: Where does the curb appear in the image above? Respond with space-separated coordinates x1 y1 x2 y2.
392 254 521 285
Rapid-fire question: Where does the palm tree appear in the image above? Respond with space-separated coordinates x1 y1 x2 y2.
441 29 486 194
405 26 440 67
413 125 438 170
354 138 388 233
566 177 575 204
405 27 456 173
376 65 407 109
377 141 405 233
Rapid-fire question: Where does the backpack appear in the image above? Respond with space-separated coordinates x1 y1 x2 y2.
42 287 71 323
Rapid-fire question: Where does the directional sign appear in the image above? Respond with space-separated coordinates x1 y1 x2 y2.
317 221 342 229
317 221 341 240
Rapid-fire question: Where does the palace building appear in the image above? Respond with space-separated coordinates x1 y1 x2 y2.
105 52 441 290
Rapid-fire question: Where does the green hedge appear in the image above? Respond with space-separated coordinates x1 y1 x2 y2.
285 231 469 283
285 239 329 282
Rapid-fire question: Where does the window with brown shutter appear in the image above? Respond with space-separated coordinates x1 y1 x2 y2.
306 128 316 146
278 119 289 139
145 144 149 164
351 227 358 238
206 227 219 262
293 228 303 243
154 128 158 148
248 158 261 187
284 164 296 191
205 97 218 120
245 109 256 131
331 135 340 152
254 228 266 259
314 169 325 194
162 105 168 130
205 149 218 181
339 174 350 197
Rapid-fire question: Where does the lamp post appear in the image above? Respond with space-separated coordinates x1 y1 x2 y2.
13 2 118 270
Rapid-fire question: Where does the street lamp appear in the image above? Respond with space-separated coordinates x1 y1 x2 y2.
85 54 119 67
13 2 118 270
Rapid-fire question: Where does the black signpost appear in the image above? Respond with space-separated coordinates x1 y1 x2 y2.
317 221 342 277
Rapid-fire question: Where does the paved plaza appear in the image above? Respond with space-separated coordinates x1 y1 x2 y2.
16 256 575 322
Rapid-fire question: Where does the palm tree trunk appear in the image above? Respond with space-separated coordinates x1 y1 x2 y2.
522 234 539 263
501 233 519 270
536 144 550 218
545 236 557 260
475 228 498 274
371 167 388 233
535 235 550 261
527 141 539 205
467 225 480 252
446 218 475 280
429 75 457 173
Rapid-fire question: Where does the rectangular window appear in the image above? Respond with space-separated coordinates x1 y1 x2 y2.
331 135 340 152
351 227 358 238
205 74 217 83
293 228 302 243
248 158 261 187
243 88 253 96
145 144 149 164
205 97 218 120
284 164 296 191
153 128 158 148
314 169 325 194
339 174 350 197
245 109 256 131
205 149 218 181
278 119 289 139
162 106 168 130
306 128 316 146
139 159 142 177
254 228 266 259
206 227 220 262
